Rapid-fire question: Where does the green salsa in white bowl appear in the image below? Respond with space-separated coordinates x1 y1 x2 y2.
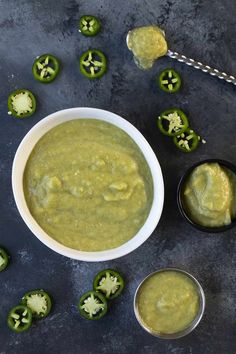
12 107 164 261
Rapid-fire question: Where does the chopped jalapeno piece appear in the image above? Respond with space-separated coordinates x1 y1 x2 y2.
21 290 52 319
7 305 32 333
158 68 181 93
157 108 189 137
78 290 107 320
93 269 125 300
32 54 60 83
173 128 199 152
79 49 107 79
79 15 101 36
8 89 36 118
0 247 10 272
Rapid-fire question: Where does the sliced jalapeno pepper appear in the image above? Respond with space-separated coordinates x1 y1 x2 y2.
21 289 52 319
93 269 124 300
7 305 32 333
79 15 101 36
0 247 10 272
8 89 36 118
173 128 200 152
158 68 181 93
79 49 107 79
32 54 60 83
157 108 189 137
78 290 107 320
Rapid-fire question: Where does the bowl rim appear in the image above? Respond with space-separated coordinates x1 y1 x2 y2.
133 267 205 339
177 158 236 233
12 107 164 262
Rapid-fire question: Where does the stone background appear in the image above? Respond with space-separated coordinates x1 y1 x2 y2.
0 0 236 353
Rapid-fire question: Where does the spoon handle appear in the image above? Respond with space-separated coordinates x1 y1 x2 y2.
167 49 236 86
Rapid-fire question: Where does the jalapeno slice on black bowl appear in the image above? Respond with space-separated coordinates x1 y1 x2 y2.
78 290 107 320
79 49 107 79
79 15 101 36
0 247 10 272
173 128 200 153
21 289 52 319
32 54 60 83
157 108 189 137
158 68 181 93
7 305 32 333
93 269 125 300
8 89 36 118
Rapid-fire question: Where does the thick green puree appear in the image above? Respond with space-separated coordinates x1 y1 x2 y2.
24 119 153 251
183 163 236 227
137 271 200 335
127 26 168 70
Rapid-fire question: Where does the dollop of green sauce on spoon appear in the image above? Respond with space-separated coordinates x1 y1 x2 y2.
127 25 168 70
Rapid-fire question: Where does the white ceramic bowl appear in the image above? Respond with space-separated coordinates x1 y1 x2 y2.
12 108 164 261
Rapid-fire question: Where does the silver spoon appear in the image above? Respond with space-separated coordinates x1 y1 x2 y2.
166 49 236 85
126 27 236 86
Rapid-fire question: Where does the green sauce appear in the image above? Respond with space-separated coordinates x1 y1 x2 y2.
23 119 153 251
127 26 168 70
137 271 200 335
183 163 236 227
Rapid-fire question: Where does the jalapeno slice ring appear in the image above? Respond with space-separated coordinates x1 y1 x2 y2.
7 305 32 333
158 68 181 93
157 108 189 137
173 128 200 152
8 89 36 118
32 54 60 83
93 269 125 300
78 290 107 320
21 289 52 319
0 247 10 272
79 49 107 79
79 15 101 36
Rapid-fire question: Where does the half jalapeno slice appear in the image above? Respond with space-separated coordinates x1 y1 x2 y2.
93 269 125 300
0 247 10 272
79 49 107 79
157 108 189 137
32 54 60 83
158 68 181 93
7 305 32 333
79 15 101 36
173 128 200 152
78 290 107 320
21 290 52 319
8 89 36 118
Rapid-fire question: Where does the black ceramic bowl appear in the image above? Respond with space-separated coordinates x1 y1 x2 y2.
177 159 236 233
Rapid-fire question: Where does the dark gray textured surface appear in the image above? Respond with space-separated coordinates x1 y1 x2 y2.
0 0 236 353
